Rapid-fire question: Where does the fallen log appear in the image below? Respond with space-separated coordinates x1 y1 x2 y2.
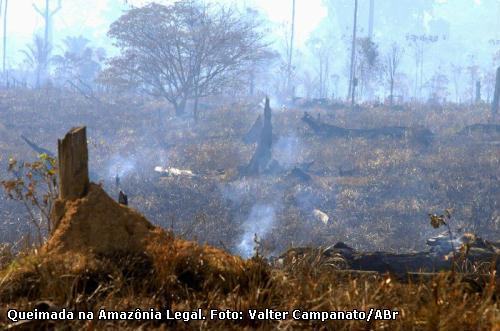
458 123 500 136
20 135 55 157
279 239 499 275
302 112 433 145
288 167 312 182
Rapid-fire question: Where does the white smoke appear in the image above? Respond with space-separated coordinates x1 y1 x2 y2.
237 204 276 259
106 155 137 179
273 135 303 169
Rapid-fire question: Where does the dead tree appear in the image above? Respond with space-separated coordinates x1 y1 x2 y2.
2 0 8 75
493 67 500 115
57 127 89 200
243 97 273 175
20 135 55 157
347 0 358 106
302 112 350 137
118 190 128 205
302 112 433 145
243 114 263 144
475 81 481 103
458 123 500 136
287 0 296 96
368 0 374 39
33 0 62 49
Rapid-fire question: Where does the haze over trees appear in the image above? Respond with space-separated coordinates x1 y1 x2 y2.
0 3 499 329
0 0 497 111
101 1 268 117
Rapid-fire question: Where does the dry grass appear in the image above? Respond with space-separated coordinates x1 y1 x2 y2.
0 88 499 329
0 242 498 330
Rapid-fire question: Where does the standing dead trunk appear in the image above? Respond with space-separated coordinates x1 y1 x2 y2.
2 0 7 76
389 78 394 106
118 190 128 206
288 0 296 97
57 127 89 200
475 81 481 103
193 88 200 122
492 67 500 115
368 0 374 39
348 0 358 104
174 98 187 116
243 97 273 175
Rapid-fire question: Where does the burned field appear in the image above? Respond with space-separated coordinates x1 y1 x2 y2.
0 89 499 254
0 89 499 330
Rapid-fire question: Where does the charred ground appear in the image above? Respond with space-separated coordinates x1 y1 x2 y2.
0 89 498 253
0 88 499 330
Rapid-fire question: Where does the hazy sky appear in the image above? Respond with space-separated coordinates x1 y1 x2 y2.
4 0 326 66
3 0 500 101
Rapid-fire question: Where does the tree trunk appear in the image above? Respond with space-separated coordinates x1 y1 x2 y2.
368 0 374 39
390 78 394 106
288 0 296 97
243 97 273 175
249 69 255 96
2 0 8 75
57 127 89 200
193 93 199 122
475 80 481 103
348 0 358 104
175 98 187 116
492 67 500 115
351 77 358 108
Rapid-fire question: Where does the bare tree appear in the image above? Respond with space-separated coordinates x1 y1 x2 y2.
307 38 331 98
2 0 7 76
425 70 449 103
493 66 500 115
355 37 380 101
103 2 267 117
450 63 462 103
33 0 62 50
348 0 358 106
287 0 296 97
466 55 480 105
368 0 374 39
406 34 439 100
383 43 403 106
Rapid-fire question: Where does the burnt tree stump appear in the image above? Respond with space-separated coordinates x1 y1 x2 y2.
244 97 273 175
118 190 128 206
57 127 89 200
493 66 500 115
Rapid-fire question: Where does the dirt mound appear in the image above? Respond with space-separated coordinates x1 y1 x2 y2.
38 182 249 293
44 183 157 255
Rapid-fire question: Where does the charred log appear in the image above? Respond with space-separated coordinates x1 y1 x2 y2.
458 123 500 136
302 112 349 137
302 112 433 145
288 167 312 181
280 238 499 275
118 190 128 206
20 135 55 157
